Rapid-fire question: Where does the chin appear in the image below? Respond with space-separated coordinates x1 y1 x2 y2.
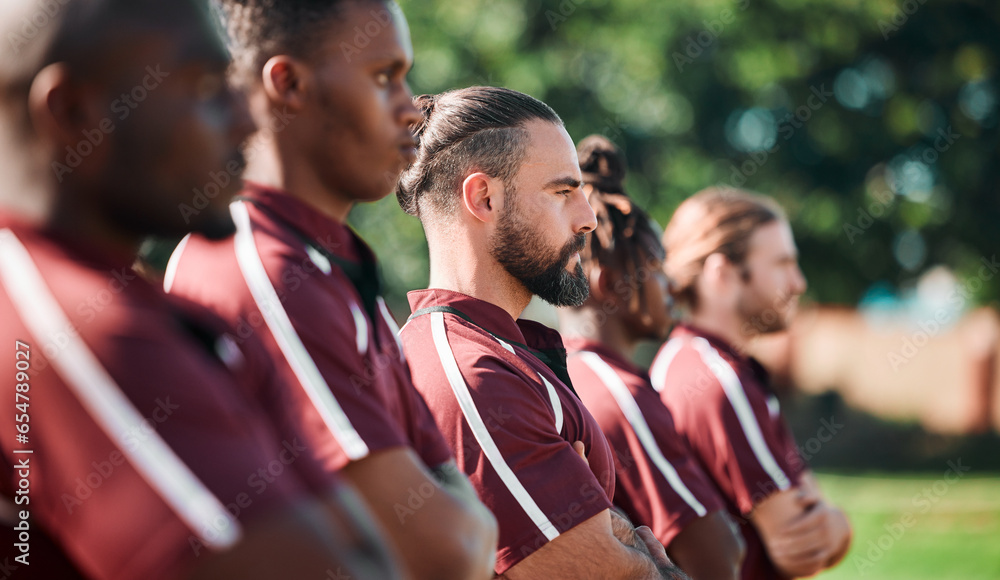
193 213 237 241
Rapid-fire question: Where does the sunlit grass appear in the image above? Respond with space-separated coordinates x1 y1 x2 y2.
815 472 1000 580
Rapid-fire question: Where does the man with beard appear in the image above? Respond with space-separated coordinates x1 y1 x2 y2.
649 187 852 579
164 2 497 579
396 86 687 580
0 1 400 578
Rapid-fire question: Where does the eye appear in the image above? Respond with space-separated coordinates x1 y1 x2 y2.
374 70 392 86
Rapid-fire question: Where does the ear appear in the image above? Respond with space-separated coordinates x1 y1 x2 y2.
461 172 500 223
261 55 308 112
28 63 97 150
702 252 737 291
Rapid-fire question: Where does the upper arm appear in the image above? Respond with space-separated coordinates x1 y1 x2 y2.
666 355 802 517
452 360 614 572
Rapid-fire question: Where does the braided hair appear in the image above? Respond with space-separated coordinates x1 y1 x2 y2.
576 135 664 312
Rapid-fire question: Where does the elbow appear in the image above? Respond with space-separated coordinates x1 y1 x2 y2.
421 506 498 580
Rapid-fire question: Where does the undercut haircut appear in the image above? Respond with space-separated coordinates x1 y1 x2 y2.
575 135 663 312
213 0 384 88
662 187 784 311
395 86 562 218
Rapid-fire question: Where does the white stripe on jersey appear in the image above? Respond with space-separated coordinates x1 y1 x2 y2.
230 201 369 460
649 337 685 392
429 311 560 541
538 374 564 434
690 337 791 490
162 233 191 294
0 228 241 548
578 351 707 516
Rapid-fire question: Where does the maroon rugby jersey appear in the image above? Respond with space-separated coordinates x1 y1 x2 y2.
565 337 726 549
400 289 615 574
650 323 806 580
165 183 452 485
0 214 323 580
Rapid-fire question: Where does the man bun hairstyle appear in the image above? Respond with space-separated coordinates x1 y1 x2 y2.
577 135 663 312
663 187 784 311
396 86 562 218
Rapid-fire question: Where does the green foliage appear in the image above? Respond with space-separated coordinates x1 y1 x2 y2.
352 0 1000 310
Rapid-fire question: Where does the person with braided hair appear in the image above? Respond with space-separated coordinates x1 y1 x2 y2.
558 135 746 580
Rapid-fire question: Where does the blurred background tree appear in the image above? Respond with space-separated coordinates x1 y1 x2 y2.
353 0 1000 317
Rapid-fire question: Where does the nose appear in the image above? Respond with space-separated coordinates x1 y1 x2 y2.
791 263 807 296
574 187 597 234
398 81 421 129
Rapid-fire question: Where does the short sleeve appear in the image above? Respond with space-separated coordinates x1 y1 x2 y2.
662 348 803 516
568 355 725 548
0 304 309 580
447 355 613 573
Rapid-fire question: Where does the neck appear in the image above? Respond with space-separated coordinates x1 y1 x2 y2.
426 226 531 321
47 187 142 258
242 130 354 223
686 307 753 356
560 306 636 360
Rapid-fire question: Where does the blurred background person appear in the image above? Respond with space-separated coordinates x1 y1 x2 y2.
559 135 746 580
651 187 851 578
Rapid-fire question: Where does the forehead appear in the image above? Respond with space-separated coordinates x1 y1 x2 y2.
747 219 797 260
322 1 412 64
516 120 581 183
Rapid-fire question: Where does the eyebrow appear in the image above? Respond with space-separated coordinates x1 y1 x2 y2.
544 176 582 190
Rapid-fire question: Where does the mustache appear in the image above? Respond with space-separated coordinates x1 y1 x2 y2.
561 233 587 261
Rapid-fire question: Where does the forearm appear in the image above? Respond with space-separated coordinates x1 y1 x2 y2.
324 485 408 579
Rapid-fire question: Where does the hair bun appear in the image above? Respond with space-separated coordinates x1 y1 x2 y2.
410 94 437 141
577 134 626 193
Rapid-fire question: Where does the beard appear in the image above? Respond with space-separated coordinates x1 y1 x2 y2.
489 201 589 307
737 280 797 337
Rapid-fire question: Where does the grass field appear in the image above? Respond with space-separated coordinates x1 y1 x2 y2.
813 472 1000 580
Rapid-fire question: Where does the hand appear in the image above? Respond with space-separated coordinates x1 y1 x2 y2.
573 441 588 466
636 526 690 579
767 502 835 577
